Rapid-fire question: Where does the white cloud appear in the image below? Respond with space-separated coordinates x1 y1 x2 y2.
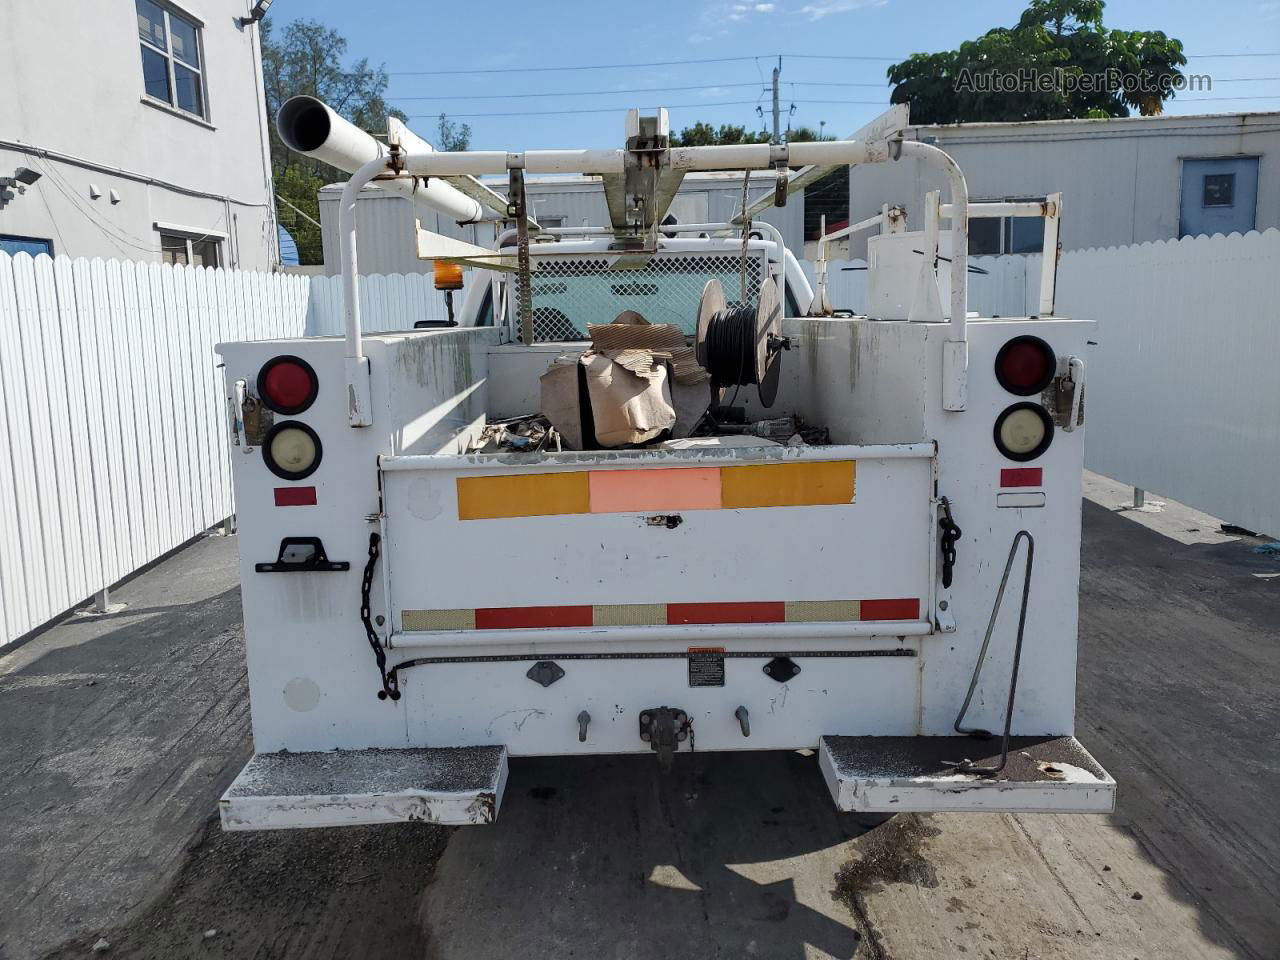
800 0 887 20
707 0 779 26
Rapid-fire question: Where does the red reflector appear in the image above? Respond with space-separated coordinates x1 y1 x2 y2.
474 605 593 629
667 601 786 625
274 486 317 506
860 598 921 621
1000 467 1043 488
263 360 315 411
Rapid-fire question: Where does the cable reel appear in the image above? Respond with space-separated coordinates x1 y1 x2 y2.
695 277 789 408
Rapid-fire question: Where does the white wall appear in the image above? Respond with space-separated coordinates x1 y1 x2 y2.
846 113 1280 259
0 1 276 269
0 252 308 647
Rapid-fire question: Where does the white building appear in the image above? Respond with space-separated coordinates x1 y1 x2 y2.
318 171 806 277
843 111 1280 259
0 1 277 269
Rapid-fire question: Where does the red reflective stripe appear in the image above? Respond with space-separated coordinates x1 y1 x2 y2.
667 601 786 625
274 486 317 506
474 605 593 629
860 598 921 621
1000 467 1043 488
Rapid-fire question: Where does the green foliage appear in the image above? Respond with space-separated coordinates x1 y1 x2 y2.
671 122 771 146
273 164 327 265
887 0 1186 124
261 16 406 264
436 114 472 152
784 126 832 143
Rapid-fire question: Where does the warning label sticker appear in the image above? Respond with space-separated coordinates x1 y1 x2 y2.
688 647 726 687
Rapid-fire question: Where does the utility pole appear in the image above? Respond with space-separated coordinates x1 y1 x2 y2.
771 57 781 143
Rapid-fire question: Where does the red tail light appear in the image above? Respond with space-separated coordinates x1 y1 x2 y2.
258 355 318 415
995 336 1056 396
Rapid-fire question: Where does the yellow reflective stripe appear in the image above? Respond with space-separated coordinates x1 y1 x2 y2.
456 471 590 520
721 461 855 509
454 461 856 520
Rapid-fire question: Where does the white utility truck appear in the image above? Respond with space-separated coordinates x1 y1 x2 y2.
215 97 1113 830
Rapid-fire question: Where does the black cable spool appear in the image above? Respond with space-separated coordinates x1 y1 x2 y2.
695 277 785 407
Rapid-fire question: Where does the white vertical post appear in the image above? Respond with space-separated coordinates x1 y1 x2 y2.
1038 192 1062 316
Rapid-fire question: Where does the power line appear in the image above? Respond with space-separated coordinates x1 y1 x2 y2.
390 82 765 102
389 75 1280 107
407 90 1280 120
407 100 772 119
386 52 1280 78
389 55 763 76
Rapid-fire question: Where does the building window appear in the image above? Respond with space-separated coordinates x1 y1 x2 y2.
0 234 54 257
159 231 220 267
968 218 1002 256
1202 173 1235 208
137 0 206 119
967 200 1044 256
537 216 566 229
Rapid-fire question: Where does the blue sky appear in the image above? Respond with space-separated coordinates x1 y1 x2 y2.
273 0 1280 149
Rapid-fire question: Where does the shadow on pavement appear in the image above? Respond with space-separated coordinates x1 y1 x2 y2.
422 750 907 960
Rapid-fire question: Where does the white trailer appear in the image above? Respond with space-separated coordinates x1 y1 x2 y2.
215 99 1112 831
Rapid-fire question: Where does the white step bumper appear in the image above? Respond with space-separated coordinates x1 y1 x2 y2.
819 736 1115 814
219 746 508 831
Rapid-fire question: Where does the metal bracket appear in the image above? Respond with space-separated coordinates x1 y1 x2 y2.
1043 358 1086 430
508 166 533 345
255 537 350 574
240 391 273 447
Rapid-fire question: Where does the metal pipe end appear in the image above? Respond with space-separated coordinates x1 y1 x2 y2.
277 96 332 154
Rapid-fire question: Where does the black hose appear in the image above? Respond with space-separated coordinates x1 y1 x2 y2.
703 303 759 387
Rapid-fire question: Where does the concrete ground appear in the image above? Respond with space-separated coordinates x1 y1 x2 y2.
1 475 1277 960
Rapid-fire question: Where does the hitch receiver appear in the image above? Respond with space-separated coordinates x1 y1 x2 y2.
639 707 690 768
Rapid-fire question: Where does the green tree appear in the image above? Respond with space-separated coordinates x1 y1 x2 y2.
671 122 771 146
436 114 472 151
261 17 406 264
886 0 1186 124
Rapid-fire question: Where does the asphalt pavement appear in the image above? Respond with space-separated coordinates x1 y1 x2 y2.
2 475 1276 960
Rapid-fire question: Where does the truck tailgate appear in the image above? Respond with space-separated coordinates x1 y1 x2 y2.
381 444 935 643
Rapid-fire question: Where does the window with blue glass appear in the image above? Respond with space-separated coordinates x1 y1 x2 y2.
136 0 206 119
0 235 54 257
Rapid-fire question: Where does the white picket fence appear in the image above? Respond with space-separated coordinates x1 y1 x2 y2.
305 271 472 336
0 252 309 646
4 233 1277 646
1060 229 1280 536
799 254 1040 318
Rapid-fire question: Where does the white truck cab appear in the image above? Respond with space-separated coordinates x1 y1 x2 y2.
214 99 1113 831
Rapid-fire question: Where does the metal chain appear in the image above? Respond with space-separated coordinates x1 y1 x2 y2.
360 532 400 701
939 496 961 589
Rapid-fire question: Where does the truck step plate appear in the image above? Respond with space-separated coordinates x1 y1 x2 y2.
219 746 508 831
819 736 1115 814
